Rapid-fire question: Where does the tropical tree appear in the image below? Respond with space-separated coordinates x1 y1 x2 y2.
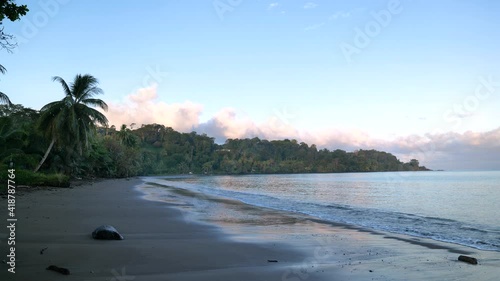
0 104 41 169
0 0 30 104
34 74 108 172
0 64 12 105
0 116 19 158
1 0 29 52
116 124 138 147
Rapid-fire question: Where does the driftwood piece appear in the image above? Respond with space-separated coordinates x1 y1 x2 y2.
46 265 71 275
458 255 478 265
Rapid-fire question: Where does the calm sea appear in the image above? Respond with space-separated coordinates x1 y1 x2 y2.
144 171 500 252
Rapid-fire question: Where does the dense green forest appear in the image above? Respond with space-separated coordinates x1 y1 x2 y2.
1 103 429 181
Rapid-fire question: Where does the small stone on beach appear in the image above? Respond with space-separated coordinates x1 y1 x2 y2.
92 225 124 240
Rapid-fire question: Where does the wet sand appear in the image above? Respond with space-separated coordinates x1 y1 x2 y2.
0 178 498 280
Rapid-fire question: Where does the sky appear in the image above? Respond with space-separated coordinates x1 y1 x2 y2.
1 0 499 170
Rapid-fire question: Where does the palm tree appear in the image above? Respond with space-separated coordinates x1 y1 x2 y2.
117 124 138 147
34 74 108 172
0 64 12 106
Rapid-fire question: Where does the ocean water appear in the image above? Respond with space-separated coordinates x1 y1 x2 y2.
145 171 500 252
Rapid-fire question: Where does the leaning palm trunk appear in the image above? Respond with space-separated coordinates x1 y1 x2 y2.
34 138 55 172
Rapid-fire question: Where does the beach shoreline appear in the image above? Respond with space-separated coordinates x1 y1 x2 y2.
0 178 497 280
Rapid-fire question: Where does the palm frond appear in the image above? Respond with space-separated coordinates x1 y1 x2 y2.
74 104 108 126
81 98 108 111
39 100 65 113
0 92 12 106
38 100 68 139
72 74 100 101
81 86 104 101
52 76 72 97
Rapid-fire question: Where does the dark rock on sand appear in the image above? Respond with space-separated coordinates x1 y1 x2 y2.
458 255 478 265
46 265 70 275
92 225 124 240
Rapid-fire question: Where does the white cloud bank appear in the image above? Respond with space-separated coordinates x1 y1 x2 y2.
105 87 500 171
106 85 202 132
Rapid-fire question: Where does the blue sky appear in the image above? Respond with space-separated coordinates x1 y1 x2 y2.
1 0 499 170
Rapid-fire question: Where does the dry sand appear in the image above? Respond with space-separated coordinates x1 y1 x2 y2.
0 178 498 280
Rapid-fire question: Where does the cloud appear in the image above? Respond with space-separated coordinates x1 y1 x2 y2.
196 108 258 141
303 2 318 9
105 85 203 132
303 22 325 31
105 86 500 170
329 11 351 20
195 108 300 143
198 111 500 170
288 127 500 170
302 10 351 31
352 129 500 170
105 87 299 141
268 3 279 10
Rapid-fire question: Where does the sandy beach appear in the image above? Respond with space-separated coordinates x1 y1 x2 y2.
1 178 498 281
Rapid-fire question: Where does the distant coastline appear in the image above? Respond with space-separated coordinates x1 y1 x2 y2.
94 124 431 177
2 103 430 182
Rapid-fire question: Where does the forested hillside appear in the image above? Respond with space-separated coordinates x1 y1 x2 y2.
1 104 429 179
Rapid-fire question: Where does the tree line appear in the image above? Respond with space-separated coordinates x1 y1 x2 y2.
0 90 429 181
